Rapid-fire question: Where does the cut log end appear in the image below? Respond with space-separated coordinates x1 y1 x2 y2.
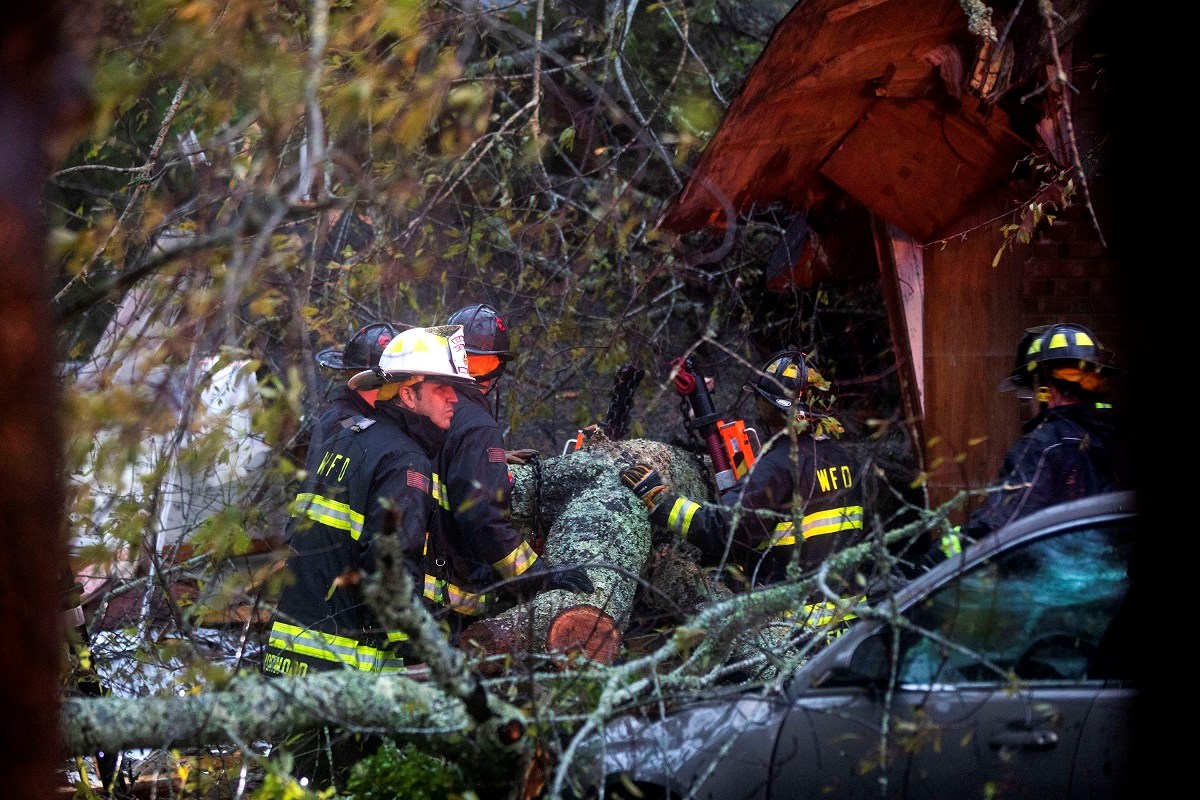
459 605 622 666
459 616 516 657
547 606 620 665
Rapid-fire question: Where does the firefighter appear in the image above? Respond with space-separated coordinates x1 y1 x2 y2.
423 303 593 640
619 350 865 591
262 325 475 789
960 321 1127 543
310 321 400 450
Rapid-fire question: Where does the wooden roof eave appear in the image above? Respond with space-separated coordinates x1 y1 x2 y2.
659 0 1011 239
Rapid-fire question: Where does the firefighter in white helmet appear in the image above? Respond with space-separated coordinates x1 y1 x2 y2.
263 325 475 789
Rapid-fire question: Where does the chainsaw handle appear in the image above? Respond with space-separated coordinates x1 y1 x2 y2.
671 357 697 395
672 356 734 480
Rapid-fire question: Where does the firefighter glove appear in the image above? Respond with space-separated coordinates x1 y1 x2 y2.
506 448 540 466
620 463 669 512
519 558 595 595
469 562 498 587
544 563 595 594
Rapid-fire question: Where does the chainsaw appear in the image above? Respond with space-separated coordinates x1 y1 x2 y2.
671 356 759 492
563 364 646 454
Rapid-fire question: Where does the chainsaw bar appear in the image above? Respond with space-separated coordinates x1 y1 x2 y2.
601 364 645 440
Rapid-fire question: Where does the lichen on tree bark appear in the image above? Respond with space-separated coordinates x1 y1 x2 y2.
463 438 712 663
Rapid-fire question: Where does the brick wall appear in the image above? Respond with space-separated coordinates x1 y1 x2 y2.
1020 204 1123 349
1015 199 1127 416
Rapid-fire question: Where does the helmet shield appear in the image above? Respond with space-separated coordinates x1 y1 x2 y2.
447 303 512 383
348 325 476 390
315 322 400 370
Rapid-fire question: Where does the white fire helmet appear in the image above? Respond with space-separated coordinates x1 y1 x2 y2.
348 325 477 390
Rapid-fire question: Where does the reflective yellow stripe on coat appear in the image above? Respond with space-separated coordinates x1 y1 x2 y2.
494 541 539 578
760 505 863 551
432 473 448 509
799 505 863 539
268 621 406 672
757 523 797 551
290 492 366 540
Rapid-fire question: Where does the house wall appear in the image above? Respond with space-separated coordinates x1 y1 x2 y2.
920 9 1124 522
922 196 1024 520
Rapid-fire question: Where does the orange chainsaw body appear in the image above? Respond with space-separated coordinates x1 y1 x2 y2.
719 419 758 480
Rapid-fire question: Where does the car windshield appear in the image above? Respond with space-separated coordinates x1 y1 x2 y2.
895 519 1135 684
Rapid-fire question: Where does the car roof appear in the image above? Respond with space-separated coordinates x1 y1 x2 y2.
793 490 1138 690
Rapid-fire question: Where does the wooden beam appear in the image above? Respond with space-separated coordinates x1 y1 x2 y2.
870 213 928 492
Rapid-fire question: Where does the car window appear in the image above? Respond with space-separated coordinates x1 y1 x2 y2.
896 519 1134 684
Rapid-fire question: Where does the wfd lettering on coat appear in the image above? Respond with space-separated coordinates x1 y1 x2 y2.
815 466 853 492
317 451 351 481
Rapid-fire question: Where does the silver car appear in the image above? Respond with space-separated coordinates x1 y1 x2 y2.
569 491 1137 799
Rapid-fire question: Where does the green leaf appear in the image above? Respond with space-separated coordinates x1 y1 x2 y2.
558 125 576 150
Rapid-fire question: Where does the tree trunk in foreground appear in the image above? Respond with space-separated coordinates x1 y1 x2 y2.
460 437 711 664
0 7 94 798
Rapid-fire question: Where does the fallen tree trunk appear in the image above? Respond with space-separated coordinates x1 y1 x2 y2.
460 437 711 665
62 671 461 754
60 670 531 783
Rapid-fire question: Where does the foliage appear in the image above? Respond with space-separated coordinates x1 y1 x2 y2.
344 741 468 800
52 0 916 628
992 151 1077 267
253 756 336 800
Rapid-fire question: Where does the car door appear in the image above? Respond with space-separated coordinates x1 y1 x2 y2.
763 514 1135 800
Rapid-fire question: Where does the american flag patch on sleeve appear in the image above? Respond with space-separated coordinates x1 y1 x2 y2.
487 447 507 463
406 470 431 492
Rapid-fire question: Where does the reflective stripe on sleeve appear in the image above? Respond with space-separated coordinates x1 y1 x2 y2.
290 492 366 540
800 505 863 539
494 541 538 578
667 496 701 536
423 575 488 616
444 583 487 615
755 521 798 551
267 621 405 673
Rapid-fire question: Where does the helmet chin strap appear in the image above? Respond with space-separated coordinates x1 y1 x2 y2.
485 375 504 418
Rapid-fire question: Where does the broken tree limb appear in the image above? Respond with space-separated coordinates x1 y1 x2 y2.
63 670 466 755
364 514 491 720
461 438 711 664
